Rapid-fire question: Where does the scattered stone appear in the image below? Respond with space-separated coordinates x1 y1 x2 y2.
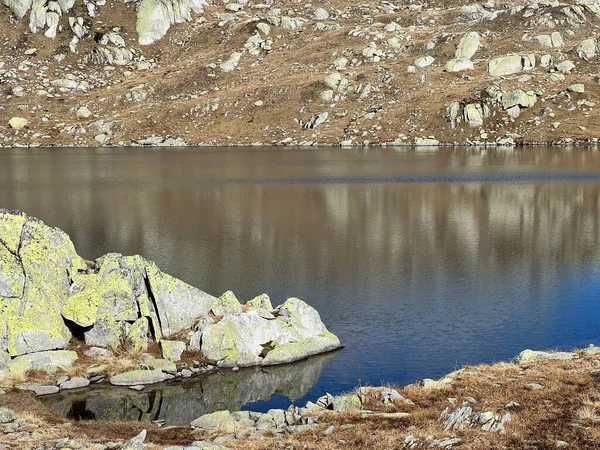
59 377 90 390
414 56 435 68
455 32 481 59
8 117 29 130
220 52 242 73
110 369 173 386
123 429 146 450
16 383 60 396
314 8 329 20
488 54 535 76
568 84 585 93
555 60 576 74
76 107 91 119
0 409 16 424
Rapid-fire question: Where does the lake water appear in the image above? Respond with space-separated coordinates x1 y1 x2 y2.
2 147 600 423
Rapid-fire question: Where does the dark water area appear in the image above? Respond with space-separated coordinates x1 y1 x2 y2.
2 147 600 421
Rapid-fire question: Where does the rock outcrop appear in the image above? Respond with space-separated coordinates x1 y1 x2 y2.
0 210 341 371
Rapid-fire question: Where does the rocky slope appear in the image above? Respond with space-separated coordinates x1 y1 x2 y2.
1 0 600 147
0 209 341 389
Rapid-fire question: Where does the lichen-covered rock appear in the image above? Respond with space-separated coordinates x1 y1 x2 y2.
0 211 340 370
211 291 242 316
201 297 341 367
577 38 598 60
7 350 78 374
160 340 186 361
513 349 578 364
455 31 481 59
125 317 150 351
191 410 237 430
332 394 361 411
0 210 86 357
488 54 535 76
84 313 122 348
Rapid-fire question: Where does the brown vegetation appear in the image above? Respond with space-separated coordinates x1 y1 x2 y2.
3 349 600 449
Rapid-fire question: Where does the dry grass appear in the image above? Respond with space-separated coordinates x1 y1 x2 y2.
4 350 600 449
98 347 147 376
0 370 25 389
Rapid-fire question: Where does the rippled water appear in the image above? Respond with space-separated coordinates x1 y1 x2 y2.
2 147 600 420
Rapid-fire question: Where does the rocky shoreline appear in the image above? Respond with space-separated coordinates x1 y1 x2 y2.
2 345 600 449
0 210 341 398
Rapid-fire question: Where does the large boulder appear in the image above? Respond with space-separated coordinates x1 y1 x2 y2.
63 253 216 348
136 0 208 45
0 210 85 356
0 211 341 370
200 297 341 367
455 32 481 59
488 54 535 76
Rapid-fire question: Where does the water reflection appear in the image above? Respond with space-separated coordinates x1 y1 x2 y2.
42 352 338 425
2 147 600 399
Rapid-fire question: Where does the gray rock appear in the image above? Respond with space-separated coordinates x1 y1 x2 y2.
314 8 329 20
576 38 598 60
201 297 340 368
123 429 146 450
514 350 578 364
555 60 575 74
76 107 91 119
191 410 237 430
220 52 242 73
60 377 90 390
160 340 187 361
442 402 473 430
8 350 78 374
455 32 481 59
84 347 113 358
110 369 172 386
488 54 535 76
211 291 242 316
0 408 16 424
17 383 60 395
414 56 435 68
303 112 329 129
